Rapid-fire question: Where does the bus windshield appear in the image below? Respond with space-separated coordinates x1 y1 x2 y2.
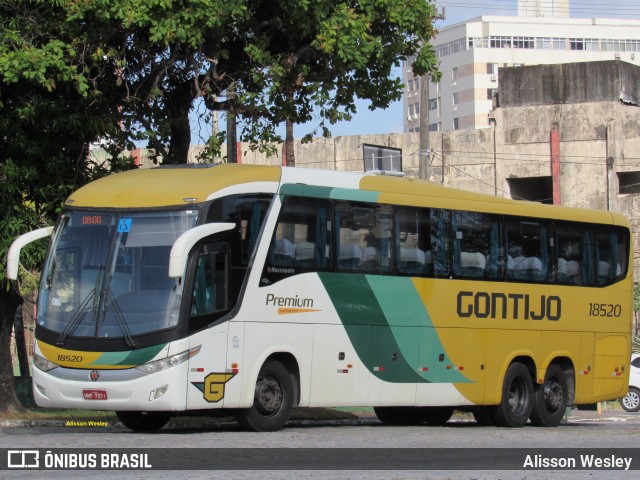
38 209 199 342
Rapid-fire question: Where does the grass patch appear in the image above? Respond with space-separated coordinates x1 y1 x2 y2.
2 408 116 421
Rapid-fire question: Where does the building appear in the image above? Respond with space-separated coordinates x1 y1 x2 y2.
403 0 640 133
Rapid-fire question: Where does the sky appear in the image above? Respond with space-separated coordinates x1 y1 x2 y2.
191 0 640 144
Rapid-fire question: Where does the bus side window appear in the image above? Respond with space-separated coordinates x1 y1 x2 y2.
506 218 551 282
451 211 502 280
335 203 393 274
191 244 230 317
596 227 628 286
396 207 432 276
262 196 332 284
430 209 450 277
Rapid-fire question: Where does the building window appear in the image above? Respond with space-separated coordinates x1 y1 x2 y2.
506 176 553 204
453 118 459 130
513 37 534 49
452 67 458 82
452 92 459 106
407 79 414 94
487 63 498 75
408 103 415 120
429 98 439 113
428 123 439 132
537 37 552 49
553 38 566 49
487 88 497 100
415 77 420 91
363 144 403 173
570 38 599 51
618 171 640 194
490 36 512 48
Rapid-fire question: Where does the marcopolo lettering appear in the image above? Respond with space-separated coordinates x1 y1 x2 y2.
457 291 561 321
266 293 314 308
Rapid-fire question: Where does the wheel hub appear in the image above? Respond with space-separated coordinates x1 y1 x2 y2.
543 379 563 412
255 374 283 415
623 390 640 410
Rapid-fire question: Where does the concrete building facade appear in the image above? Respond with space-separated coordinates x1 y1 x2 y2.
403 3 640 134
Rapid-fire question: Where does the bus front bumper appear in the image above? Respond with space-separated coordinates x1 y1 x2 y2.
31 362 188 411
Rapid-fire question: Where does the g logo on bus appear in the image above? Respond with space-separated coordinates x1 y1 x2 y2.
191 373 235 403
89 370 100 382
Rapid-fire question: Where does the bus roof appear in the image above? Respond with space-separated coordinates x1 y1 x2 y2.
66 164 628 227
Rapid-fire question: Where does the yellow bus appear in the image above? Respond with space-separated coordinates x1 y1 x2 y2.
7 164 633 431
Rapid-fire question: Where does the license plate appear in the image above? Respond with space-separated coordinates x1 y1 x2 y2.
82 389 108 400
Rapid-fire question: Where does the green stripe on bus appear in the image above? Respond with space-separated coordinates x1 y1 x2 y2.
366 276 470 384
319 273 471 384
279 184 380 203
90 343 166 367
328 188 379 203
279 184 333 198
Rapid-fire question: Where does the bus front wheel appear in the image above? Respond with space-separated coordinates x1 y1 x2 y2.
235 359 294 432
529 363 568 427
490 362 534 428
116 411 171 432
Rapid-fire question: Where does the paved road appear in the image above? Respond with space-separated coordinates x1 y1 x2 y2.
1 409 639 480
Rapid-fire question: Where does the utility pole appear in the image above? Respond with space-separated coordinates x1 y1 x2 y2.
418 2 445 180
226 84 237 163
418 70 430 180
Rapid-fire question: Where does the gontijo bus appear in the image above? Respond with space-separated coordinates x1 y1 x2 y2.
7 164 633 431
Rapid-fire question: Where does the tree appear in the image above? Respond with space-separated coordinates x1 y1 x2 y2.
0 0 132 412
63 0 440 161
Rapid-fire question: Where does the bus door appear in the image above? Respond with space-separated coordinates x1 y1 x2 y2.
185 242 233 409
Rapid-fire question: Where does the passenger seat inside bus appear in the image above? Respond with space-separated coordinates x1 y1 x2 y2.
513 256 543 280
558 257 581 283
338 244 362 271
399 247 426 275
598 260 622 284
293 241 314 268
271 238 295 266
460 251 486 278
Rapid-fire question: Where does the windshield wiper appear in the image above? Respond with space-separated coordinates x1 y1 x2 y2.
56 289 95 345
103 291 136 348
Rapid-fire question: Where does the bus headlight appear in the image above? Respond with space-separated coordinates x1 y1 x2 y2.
33 353 59 372
135 345 201 374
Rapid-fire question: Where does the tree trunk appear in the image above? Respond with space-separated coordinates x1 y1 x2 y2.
227 110 237 163
0 287 26 413
166 81 198 164
285 117 295 167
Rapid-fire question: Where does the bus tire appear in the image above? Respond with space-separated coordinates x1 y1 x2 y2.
421 407 454 425
235 359 294 432
490 362 534 428
116 411 171 432
472 407 495 426
530 363 568 427
373 407 425 425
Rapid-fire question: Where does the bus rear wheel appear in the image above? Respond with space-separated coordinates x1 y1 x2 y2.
490 362 534 428
235 359 294 432
116 411 171 432
530 363 568 427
